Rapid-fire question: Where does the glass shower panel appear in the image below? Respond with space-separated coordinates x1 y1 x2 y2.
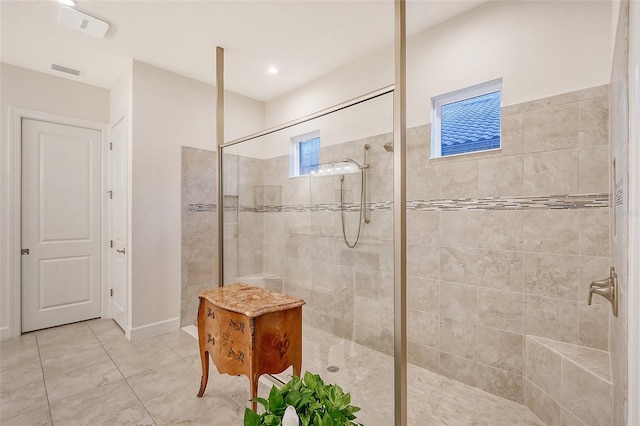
221 91 394 424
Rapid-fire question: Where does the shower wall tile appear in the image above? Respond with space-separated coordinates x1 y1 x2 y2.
439 211 479 248
523 210 579 255
408 244 440 280
407 124 430 169
523 149 579 195
354 297 380 330
477 155 524 197
561 357 612 426
478 288 523 334
579 208 609 257
407 277 439 315
524 296 579 344
523 253 579 300
579 145 609 193
355 270 380 300
439 282 478 323
478 210 523 251
578 303 609 351
523 103 578 153
438 160 478 199
500 113 524 156
525 379 562 426
407 165 439 201
408 310 439 349
477 363 523 404
439 352 477 387
408 342 439 373
477 326 523 375
407 211 439 246
577 256 611 305
526 336 562 400
440 247 478 285
579 96 609 147
477 249 524 292
439 318 477 361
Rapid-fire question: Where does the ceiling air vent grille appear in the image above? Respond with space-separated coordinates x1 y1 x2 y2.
51 63 81 76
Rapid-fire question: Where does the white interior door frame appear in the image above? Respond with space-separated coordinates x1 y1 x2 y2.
8 107 108 338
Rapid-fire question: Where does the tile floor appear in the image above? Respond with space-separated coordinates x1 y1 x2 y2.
0 319 544 425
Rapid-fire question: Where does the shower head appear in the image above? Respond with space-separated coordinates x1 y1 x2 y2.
383 142 393 152
341 158 363 169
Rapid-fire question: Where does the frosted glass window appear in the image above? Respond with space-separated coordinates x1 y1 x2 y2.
290 131 320 177
432 79 502 158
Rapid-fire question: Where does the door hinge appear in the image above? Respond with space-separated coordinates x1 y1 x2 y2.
110 240 113 248
106 190 113 199
110 289 113 297
109 142 113 150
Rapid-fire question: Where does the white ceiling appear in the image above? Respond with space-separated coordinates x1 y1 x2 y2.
1 0 486 102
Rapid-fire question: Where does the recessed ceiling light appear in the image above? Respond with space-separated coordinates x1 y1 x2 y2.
267 66 279 75
57 0 76 6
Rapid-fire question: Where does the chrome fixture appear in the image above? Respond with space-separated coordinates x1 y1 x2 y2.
383 141 393 152
588 266 618 317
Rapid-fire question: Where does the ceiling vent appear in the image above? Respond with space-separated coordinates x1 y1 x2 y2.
51 63 81 76
58 7 110 38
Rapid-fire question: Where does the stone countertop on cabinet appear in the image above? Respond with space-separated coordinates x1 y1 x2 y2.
199 283 305 318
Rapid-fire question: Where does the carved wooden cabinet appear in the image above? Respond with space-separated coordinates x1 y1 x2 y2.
196 284 305 410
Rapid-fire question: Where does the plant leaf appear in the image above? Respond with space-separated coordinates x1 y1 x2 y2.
243 408 261 426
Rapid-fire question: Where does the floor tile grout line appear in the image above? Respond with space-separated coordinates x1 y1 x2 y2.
34 334 54 425
89 322 159 425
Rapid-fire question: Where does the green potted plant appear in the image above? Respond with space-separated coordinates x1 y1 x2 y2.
243 371 362 426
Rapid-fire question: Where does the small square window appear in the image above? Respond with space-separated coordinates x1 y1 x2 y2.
290 131 320 177
431 79 502 158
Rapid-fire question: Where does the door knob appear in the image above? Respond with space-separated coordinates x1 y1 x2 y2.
116 248 126 254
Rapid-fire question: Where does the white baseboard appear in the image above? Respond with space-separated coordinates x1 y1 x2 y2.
129 317 180 341
0 327 10 341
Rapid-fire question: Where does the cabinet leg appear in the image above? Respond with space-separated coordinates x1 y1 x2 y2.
250 374 258 412
293 363 301 378
197 350 210 397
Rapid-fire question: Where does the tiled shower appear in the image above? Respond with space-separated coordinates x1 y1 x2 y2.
182 84 612 421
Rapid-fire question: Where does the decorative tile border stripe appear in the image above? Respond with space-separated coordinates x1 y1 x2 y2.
188 194 608 213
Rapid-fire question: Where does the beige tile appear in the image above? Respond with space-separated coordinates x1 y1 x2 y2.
579 145 609 193
578 85 608 101
0 379 48 419
407 124 431 169
46 358 123 403
128 358 200 402
524 296 579 344
562 408 587 426
478 288 524 333
408 310 439 348
0 406 51 426
407 276 439 314
500 113 524 156
561 358 612 426
407 165 439 201
579 209 609 257
354 324 379 350
109 339 183 378
523 210 579 255
408 342 439 373
524 149 579 195
440 317 477 361
439 160 478 199
333 291 355 323
355 270 379 300
439 210 479 248
407 210 439 246
92 403 154 425
579 303 609 351
477 363 523 403
477 327 523 375
408 244 440 280
524 103 578 153
440 247 478 285
525 337 562 400
478 210 523 251
524 253 579 300
355 297 380 330
440 281 478 322
0 358 43 389
477 249 524 292
157 329 201 360
41 343 111 379
579 96 609 147
478 155 524 197
525 379 562 426
439 352 477 387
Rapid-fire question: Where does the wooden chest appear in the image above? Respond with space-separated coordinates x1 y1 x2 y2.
196 284 305 410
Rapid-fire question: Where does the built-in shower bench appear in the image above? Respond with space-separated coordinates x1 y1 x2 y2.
525 335 612 426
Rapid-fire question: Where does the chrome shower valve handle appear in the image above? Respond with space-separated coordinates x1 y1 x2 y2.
587 266 618 317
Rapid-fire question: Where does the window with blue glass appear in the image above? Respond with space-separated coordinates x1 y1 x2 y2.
432 79 502 158
290 131 320 176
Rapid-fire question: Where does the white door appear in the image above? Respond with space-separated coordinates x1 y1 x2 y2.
109 118 128 330
21 119 102 332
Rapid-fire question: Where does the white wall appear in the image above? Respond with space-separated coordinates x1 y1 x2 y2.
0 63 109 338
128 61 263 332
266 1 612 132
